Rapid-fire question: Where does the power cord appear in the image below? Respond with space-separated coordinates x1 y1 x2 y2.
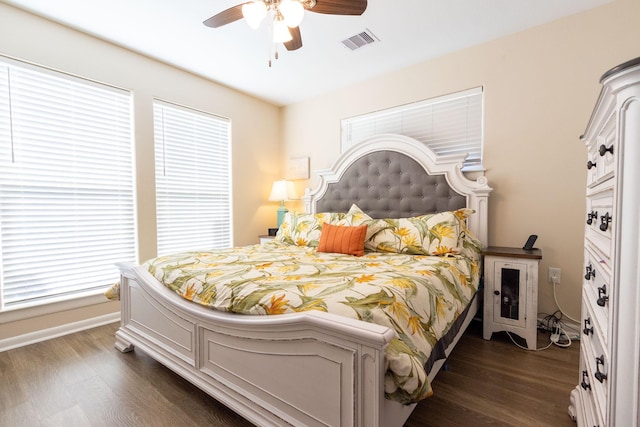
551 275 580 324
505 331 553 351
550 323 572 348
537 310 575 348
503 310 576 351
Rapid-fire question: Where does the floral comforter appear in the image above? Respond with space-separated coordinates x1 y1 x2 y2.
143 241 480 403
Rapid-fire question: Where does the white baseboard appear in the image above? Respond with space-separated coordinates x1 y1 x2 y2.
0 311 120 352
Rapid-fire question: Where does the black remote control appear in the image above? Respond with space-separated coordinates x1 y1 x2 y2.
523 234 537 250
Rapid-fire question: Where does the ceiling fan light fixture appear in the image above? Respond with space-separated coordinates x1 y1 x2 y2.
242 1 267 29
279 0 305 28
272 17 293 43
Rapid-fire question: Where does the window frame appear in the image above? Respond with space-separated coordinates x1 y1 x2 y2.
341 87 484 171
0 55 136 315
153 99 233 256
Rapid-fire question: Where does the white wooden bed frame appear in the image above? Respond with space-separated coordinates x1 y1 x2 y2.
115 134 491 427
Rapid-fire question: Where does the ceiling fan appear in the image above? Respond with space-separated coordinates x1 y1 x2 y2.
203 0 368 55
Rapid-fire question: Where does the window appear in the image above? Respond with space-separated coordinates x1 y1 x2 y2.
154 100 232 256
0 58 135 311
341 87 483 171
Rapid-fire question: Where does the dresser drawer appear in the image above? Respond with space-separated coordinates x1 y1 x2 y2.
581 290 608 356
582 324 609 419
585 185 614 260
586 110 616 189
583 248 612 338
578 350 606 427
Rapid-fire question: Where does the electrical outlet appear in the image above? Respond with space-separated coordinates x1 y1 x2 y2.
548 267 561 284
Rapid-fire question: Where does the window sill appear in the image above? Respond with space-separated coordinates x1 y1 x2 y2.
0 291 114 324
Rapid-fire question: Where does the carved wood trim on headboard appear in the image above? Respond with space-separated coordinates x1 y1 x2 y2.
303 134 492 245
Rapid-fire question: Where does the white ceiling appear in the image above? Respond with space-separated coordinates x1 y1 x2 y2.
3 0 612 106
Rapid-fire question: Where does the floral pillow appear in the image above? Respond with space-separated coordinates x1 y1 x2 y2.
275 211 344 247
334 204 385 241
366 209 473 255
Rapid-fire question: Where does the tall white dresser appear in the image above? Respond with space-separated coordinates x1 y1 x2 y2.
569 57 640 426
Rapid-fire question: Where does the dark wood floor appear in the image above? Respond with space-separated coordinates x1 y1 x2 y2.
0 320 579 427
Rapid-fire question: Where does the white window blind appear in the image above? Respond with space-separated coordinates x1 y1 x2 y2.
0 58 135 310
154 100 232 256
341 87 483 171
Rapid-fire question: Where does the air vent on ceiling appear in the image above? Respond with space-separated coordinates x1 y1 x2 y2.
341 29 379 51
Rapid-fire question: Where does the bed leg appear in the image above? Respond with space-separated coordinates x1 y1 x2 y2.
115 332 134 353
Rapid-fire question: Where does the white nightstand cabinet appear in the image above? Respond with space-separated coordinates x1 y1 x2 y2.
259 235 275 244
482 246 542 350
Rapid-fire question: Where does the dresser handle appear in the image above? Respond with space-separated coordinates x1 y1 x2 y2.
595 356 607 383
585 264 596 280
597 285 609 307
587 160 597 170
599 144 614 156
583 318 593 336
586 210 598 225
581 370 591 390
599 212 612 232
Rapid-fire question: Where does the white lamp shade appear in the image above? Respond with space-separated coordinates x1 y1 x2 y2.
268 179 298 202
272 18 293 43
242 1 267 29
280 0 305 28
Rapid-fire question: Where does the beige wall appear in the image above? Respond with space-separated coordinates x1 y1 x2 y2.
0 3 282 339
281 0 640 319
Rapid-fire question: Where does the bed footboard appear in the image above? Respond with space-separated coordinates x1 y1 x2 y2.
116 265 400 427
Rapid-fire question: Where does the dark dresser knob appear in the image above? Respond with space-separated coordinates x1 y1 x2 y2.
597 285 609 307
599 213 612 232
583 318 594 336
585 264 596 280
595 356 607 383
581 370 591 390
599 144 614 156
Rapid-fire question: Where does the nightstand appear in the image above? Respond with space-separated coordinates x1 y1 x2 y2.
259 235 275 244
482 246 542 350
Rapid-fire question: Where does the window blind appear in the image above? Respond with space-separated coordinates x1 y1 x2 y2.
341 87 483 171
0 59 135 309
154 100 232 256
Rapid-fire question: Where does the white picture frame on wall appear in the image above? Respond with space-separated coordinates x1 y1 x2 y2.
287 157 309 180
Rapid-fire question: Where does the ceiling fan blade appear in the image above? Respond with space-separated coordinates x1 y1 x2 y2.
284 26 303 51
308 0 367 15
203 3 247 28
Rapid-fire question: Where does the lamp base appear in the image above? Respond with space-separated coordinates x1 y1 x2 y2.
276 205 288 228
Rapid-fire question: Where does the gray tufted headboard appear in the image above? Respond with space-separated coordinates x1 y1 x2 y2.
315 150 466 218
304 134 491 244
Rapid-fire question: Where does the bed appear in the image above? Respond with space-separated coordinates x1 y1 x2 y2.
114 134 491 427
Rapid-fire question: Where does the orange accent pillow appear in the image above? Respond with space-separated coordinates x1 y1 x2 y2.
317 223 368 257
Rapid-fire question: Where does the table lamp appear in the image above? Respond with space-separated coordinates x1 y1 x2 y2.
268 179 298 228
